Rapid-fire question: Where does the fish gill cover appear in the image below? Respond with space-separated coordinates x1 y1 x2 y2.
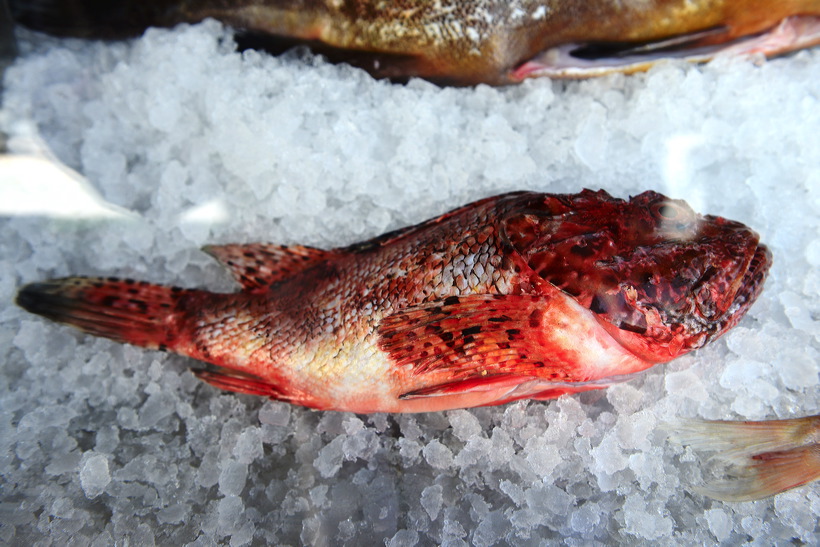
1 20 818 546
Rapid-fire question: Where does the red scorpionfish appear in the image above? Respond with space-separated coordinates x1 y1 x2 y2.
17 190 771 413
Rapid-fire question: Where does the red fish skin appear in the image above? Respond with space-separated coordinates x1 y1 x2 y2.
16 190 771 413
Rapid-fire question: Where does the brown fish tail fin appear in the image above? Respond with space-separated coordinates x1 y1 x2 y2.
670 417 820 501
9 0 184 39
16 276 191 351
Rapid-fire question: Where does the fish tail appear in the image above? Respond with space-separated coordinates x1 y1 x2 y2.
16 276 192 351
9 0 187 38
670 416 820 501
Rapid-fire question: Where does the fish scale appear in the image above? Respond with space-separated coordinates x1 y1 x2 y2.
17 190 770 413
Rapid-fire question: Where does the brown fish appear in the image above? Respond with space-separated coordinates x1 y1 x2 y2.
671 415 820 501
9 1 820 85
16 190 770 413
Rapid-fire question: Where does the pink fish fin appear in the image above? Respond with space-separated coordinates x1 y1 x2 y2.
669 416 820 501
193 368 312 406
15 276 194 350
510 27 731 80
379 293 595 403
202 243 337 292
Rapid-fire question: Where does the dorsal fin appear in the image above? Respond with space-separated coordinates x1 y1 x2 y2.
343 192 527 253
202 243 337 291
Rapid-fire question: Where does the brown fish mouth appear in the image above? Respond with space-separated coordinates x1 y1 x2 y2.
513 15 820 79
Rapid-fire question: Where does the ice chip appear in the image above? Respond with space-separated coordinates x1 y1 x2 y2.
524 439 560 476
258 401 291 426
422 440 454 470
664 369 708 401
606 384 644 414
218 460 248 497
570 502 601 533
138 392 176 429
590 432 627 475
218 495 245 533
157 503 190 525
473 510 509 547
387 529 419 547
776 351 818 390
233 427 263 464
448 409 482 441
79 453 110 499
705 508 733 542
314 436 346 478
421 484 444 520
622 496 674 540
779 291 815 332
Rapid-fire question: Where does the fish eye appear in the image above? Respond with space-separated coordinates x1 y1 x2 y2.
653 202 680 220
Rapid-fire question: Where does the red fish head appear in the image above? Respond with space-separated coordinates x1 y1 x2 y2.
503 190 772 363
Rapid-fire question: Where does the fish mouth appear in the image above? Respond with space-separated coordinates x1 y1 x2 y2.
687 241 771 351
512 15 820 79
720 243 771 327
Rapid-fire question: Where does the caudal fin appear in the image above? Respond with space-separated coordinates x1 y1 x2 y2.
670 416 820 502
16 276 190 351
9 0 184 38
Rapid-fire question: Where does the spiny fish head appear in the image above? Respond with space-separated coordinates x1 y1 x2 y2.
503 190 771 362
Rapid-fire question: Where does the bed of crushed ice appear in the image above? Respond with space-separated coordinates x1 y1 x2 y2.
1 21 817 545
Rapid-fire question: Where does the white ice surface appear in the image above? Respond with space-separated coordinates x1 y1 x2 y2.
1 21 818 545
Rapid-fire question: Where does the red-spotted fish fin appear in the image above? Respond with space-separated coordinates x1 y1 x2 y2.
202 243 336 292
670 416 820 501
379 292 605 403
15 276 193 350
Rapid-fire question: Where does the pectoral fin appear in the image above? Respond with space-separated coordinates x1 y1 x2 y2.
379 290 650 407
378 292 610 404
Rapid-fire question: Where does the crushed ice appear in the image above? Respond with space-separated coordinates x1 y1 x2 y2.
1 20 818 545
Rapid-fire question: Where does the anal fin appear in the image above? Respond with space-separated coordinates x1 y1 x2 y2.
193 368 309 406
400 374 540 399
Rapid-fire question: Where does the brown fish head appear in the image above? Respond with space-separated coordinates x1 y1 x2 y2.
502 190 772 363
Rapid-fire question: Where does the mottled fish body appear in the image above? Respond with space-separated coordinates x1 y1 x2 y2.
10 0 820 84
17 190 770 413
